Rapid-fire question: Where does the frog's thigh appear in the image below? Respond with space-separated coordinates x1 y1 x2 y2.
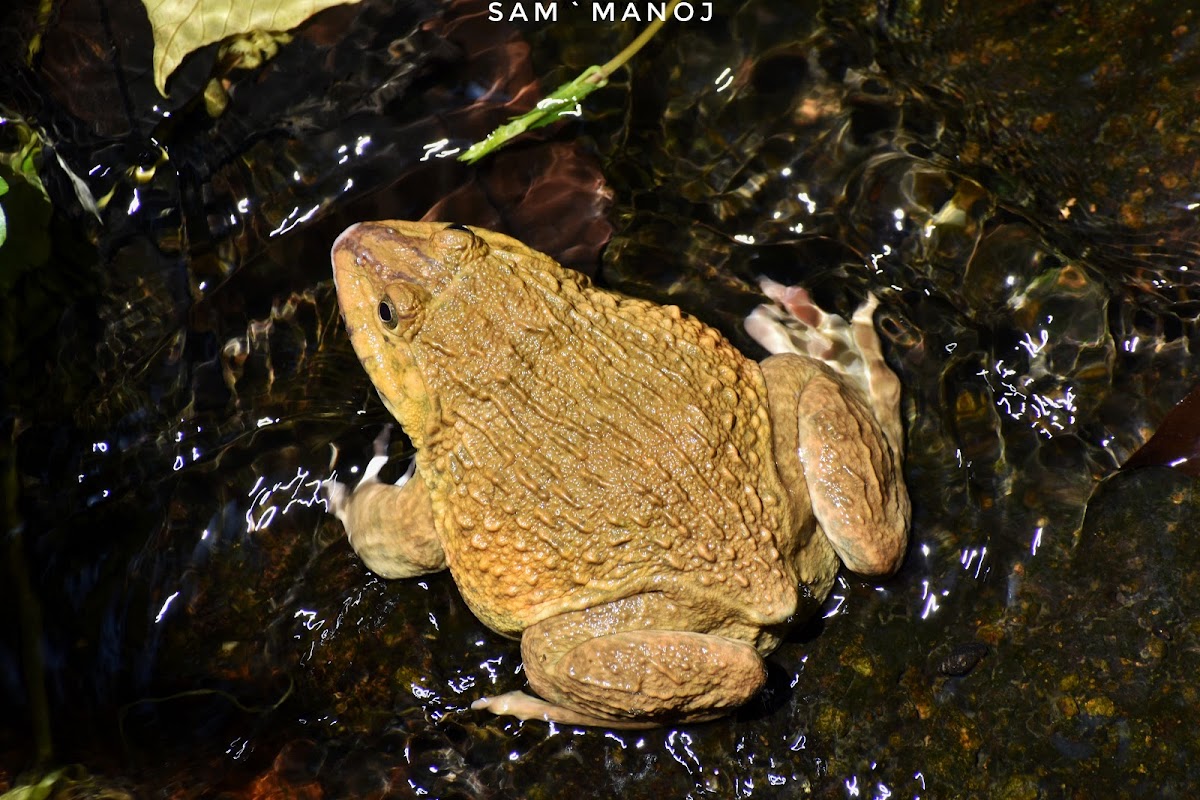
761 354 909 576
474 594 766 728
329 468 447 579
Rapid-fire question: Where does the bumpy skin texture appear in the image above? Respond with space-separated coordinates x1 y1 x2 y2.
329 221 907 727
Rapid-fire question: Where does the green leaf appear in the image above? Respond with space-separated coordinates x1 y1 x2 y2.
142 0 362 96
0 768 65 800
458 0 680 164
458 66 607 164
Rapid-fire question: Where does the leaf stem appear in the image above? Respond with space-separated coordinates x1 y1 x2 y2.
458 2 682 163
589 0 682 83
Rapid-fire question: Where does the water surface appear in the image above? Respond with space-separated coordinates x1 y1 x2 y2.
2 0 1198 796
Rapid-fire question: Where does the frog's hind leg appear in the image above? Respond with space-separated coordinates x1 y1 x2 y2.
747 280 902 455
326 429 447 579
748 281 909 577
472 594 767 729
760 353 909 577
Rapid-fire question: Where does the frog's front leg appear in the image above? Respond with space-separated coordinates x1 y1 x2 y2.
472 594 766 729
326 437 446 579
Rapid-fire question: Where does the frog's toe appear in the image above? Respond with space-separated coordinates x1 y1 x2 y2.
471 692 560 722
472 692 661 729
745 278 872 377
324 477 351 521
324 426 405 524
745 281 845 363
358 423 402 485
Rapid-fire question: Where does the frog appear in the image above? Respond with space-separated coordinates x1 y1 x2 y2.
327 220 909 728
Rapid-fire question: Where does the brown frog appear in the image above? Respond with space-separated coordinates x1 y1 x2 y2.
327 221 909 728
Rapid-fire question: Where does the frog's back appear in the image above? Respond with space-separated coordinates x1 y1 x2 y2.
414 253 799 636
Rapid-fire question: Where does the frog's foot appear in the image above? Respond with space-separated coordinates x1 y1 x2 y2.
476 594 765 729
745 279 903 454
471 692 661 729
325 427 446 579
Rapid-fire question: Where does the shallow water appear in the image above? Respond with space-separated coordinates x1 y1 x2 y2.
2 0 1199 797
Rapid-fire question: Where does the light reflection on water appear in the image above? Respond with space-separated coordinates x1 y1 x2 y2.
243 467 329 533
7 0 1200 795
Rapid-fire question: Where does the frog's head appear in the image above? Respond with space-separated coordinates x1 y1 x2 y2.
332 220 558 440
333 221 466 334
331 220 483 442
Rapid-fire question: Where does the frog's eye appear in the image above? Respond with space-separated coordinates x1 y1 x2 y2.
378 298 399 329
445 223 471 233
378 284 428 335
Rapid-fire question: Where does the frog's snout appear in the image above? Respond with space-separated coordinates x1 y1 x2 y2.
331 222 364 266
331 220 444 290
331 222 370 291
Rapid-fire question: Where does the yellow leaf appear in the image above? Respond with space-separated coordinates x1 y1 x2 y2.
144 0 361 96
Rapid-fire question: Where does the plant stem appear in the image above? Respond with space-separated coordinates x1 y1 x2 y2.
588 0 682 83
